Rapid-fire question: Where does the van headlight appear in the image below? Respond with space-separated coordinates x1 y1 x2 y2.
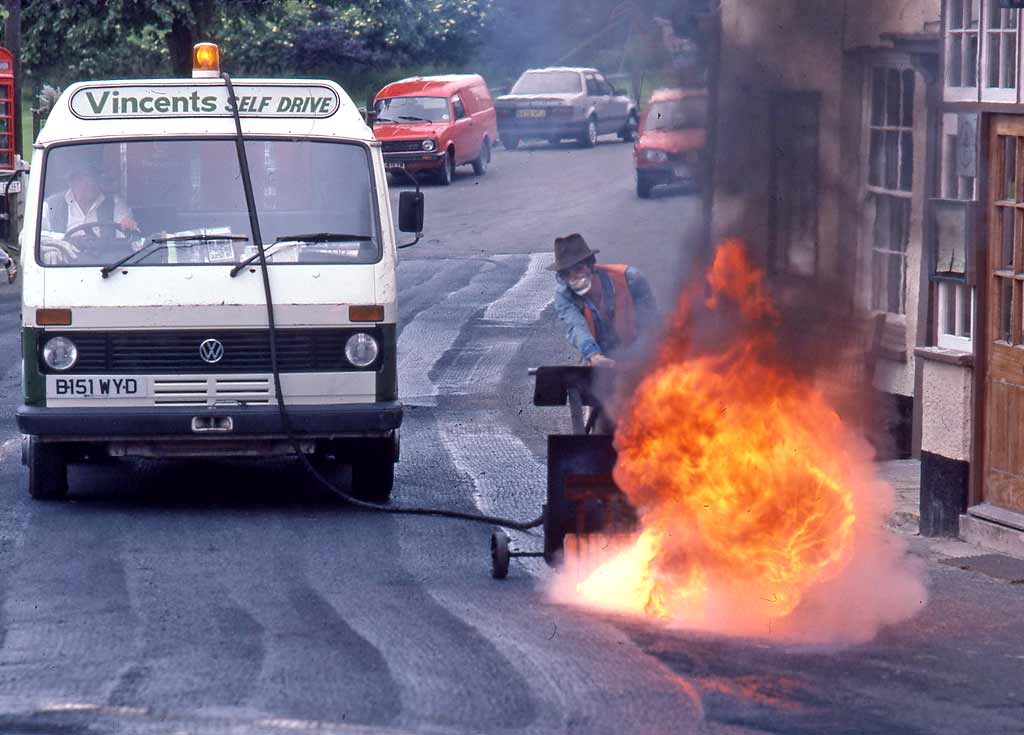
345 333 379 367
43 336 77 371
642 149 668 163
422 139 437 152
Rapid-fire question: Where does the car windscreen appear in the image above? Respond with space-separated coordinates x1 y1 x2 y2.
38 138 380 267
645 97 708 131
511 71 583 95
374 96 450 123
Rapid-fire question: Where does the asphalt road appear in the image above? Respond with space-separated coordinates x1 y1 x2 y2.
0 137 1020 735
0 137 708 735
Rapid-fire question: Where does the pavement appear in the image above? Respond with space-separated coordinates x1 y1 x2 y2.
0 139 1020 734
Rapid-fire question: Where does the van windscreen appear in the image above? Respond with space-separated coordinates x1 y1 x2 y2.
375 97 450 123
37 139 381 268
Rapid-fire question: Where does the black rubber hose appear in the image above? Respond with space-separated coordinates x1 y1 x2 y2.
221 74 543 532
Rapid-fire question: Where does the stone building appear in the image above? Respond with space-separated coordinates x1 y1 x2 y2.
706 1 1024 549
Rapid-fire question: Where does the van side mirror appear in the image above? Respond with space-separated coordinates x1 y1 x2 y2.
361 108 378 126
397 191 424 250
399 191 424 233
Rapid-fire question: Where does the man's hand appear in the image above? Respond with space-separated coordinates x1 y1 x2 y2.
589 354 616 367
118 215 139 233
40 237 81 265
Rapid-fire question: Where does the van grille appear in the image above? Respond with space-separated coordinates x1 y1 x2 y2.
153 377 273 406
382 140 426 153
40 329 380 374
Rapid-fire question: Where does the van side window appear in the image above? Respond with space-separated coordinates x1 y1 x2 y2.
452 94 466 120
594 76 612 95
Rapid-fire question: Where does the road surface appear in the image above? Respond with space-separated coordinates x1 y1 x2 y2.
0 137 1020 735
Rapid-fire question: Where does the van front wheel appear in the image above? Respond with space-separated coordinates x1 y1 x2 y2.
437 150 455 186
350 440 396 504
26 436 69 501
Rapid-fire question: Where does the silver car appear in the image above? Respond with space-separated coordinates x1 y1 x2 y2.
495 67 638 149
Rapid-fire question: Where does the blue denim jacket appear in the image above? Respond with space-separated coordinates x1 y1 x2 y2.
554 266 656 360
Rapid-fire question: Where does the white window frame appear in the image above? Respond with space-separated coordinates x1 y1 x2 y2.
937 281 975 351
866 64 916 316
980 0 1019 103
945 0 982 102
940 113 978 200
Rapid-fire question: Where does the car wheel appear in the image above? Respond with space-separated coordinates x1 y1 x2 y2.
472 139 491 175
438 150 455 186
636 176 654 199
502 136 520 151
578 118 597 148
619 112 639 142
350 440 395 504
26 436 68 501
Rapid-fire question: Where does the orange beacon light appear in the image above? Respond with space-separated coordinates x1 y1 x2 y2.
192 43 220 78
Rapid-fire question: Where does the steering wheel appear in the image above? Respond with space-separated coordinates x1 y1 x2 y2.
63 221 134 240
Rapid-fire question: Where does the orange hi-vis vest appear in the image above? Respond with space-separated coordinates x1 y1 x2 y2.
580 264 638 353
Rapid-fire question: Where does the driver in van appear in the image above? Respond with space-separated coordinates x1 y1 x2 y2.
39 159 138 264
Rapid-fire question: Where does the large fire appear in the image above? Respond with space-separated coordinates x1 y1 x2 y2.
555 241 925 642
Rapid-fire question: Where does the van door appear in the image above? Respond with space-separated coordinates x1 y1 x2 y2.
451 93 480 163
474 83 498 144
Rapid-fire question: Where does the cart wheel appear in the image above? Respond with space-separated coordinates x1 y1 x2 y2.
491 529 511 580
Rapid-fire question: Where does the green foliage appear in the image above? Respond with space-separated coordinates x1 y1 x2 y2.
17 0 703 105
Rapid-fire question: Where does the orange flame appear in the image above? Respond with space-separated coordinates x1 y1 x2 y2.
562 241 911 638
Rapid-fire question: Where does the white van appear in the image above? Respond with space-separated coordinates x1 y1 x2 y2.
16 48 422 502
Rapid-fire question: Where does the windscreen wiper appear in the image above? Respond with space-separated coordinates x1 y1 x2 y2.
228 232 374 277
375 116 396 123
397 115 431 123
100 233 250 278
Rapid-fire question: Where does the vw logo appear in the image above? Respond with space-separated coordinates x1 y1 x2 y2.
199 338 225 364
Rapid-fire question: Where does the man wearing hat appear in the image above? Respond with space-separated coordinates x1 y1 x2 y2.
39 155 137 264
550 233 656 365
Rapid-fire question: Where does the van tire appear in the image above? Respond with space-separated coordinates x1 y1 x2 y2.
27 436 69 501
578 118 598 148
350 441 395 504
472 139 490 175
636 176 654 199
502 136 520 150
438 150 455 186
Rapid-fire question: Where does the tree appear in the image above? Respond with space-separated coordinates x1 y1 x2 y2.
21 0 285 85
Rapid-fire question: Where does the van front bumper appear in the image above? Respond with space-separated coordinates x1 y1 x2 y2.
16 402 403 438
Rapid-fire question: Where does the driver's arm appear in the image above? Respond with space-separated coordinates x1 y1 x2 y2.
113 197 138 233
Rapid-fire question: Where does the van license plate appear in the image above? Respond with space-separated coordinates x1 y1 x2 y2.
386 162 406 170
517 109 547 118
47 376 148 398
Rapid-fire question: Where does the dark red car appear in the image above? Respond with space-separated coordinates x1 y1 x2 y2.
634 88 707 198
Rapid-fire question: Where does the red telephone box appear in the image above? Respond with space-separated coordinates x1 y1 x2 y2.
0 48 15 170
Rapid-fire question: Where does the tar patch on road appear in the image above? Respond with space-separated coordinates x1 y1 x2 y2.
939 553 1024 583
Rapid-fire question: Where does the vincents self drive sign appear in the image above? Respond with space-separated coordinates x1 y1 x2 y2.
69 83 340 120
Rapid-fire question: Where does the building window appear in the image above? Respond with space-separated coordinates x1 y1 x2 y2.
769 91 819 277
937 282 975 350
941 113 977 200
931 114 977 352
982 0 1018 99
868 67 915 315
946 0 980 95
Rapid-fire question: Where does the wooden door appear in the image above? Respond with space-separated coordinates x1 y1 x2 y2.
984 116 1024 515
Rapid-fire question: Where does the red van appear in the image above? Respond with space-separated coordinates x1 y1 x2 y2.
374 74 498 186
634 88 707 198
